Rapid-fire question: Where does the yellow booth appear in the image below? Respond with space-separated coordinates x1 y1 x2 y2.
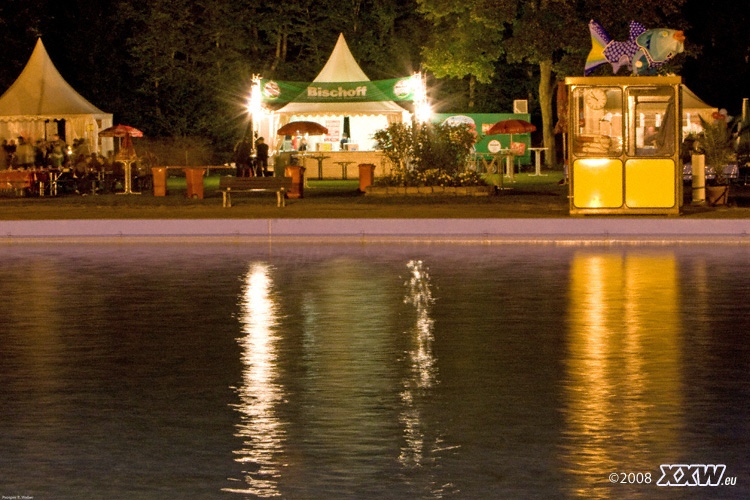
566 76 682 215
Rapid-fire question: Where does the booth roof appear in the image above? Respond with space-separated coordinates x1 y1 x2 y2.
0 38 111 120
276 33 406 115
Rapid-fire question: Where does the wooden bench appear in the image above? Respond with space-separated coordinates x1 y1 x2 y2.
219 176 293 207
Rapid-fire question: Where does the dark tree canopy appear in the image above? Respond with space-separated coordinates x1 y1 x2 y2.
0 0 744 157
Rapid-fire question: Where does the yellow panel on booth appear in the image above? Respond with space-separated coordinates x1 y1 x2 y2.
572 159 623 209
625 159 676 208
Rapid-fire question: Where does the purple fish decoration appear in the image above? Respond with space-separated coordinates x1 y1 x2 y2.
585 20 685 76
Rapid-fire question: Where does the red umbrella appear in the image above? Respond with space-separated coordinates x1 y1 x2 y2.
99 124 144 138
487 119 536 139
100 124 144 159
487 119 536 156
277 121 328 136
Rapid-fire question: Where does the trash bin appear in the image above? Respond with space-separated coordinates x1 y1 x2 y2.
151 167 167 196
284 165 305 198
358 163 376 192
183 167 206 199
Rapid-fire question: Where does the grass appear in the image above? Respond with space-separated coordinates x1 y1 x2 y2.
1 169 749 220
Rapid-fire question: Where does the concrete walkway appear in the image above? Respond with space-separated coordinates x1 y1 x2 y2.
3 218 750 243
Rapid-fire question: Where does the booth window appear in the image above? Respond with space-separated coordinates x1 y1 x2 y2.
572 87 623 157
626 87 676 157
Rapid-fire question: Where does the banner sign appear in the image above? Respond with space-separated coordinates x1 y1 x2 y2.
260 77 416 104
433 113 531 159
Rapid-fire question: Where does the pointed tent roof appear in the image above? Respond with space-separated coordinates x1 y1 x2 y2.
277 33 405 115
0 38 109 120
682 85 715 111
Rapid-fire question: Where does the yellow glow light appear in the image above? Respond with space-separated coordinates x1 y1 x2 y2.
248 76 264 117
412 72 432 123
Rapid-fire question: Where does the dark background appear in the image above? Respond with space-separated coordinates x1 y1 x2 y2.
0 0 746 155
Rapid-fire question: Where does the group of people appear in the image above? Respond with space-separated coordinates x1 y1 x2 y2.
0 135 94 171
1 135 150 196
233 136 270 177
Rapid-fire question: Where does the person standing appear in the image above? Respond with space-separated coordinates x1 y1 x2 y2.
234 137 253 177
4 139 17 167
16 137 35 168
255 137 269 176
0 140 8 170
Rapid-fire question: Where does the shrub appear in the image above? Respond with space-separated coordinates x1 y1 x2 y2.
374 122 476 174
374 167 487 187
134 136 216 166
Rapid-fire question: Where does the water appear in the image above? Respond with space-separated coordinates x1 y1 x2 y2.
0 243 748 499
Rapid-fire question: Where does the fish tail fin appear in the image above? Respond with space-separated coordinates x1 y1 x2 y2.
585 20 611 76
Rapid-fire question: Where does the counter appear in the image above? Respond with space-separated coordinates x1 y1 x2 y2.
272 151 388 179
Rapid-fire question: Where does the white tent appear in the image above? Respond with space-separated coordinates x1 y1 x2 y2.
270 33 407 151
0 38 113 154
682 85 718 134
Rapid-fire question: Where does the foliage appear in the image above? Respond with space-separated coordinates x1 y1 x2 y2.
135 136 216 166
372 122 414 172
373 121 480 186
416 0 510 84
696 116 735 184
374 168 486 187
374 121 476 175
1 0 742 164
412 122 476 174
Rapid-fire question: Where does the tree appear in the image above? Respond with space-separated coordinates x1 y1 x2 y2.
502 0 583 167
500 0 689 167
416 0 513 108
120 0 263 144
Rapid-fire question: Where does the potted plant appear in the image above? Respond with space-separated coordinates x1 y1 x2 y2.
697 116 735 205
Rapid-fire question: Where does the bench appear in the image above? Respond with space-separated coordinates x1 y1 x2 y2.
219 176 293 207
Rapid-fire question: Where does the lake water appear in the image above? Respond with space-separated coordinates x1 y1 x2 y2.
0 242 748 499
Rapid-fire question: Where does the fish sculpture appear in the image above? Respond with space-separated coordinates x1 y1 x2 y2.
585 19 685 76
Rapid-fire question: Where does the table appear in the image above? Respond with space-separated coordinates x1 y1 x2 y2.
298 154 310 187
0 170 34 192
529 147 549 176
502 150 516 182
485 150 515 182
116 159 141 195
308 154 330 179
334 160 355 179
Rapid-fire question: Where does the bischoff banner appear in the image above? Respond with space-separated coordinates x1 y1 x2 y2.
260 77 416 103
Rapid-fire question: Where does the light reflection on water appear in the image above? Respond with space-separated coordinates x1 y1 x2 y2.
227 262 283 497
563 252 683 499
0 244 748 499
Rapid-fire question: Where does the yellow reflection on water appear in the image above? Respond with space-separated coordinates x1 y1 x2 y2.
564 252 682 498
225 262 284 497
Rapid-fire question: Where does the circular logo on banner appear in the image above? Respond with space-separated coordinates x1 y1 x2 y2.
393 79 412 99
263 81 281 100
442 115 475 128
487 139 502 153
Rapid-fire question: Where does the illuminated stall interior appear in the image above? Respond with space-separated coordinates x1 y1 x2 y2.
257 34 410 179
566 76 682 215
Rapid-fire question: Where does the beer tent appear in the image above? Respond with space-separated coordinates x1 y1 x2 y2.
269 33 407 151
0 38 113 154
681 85 718 133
